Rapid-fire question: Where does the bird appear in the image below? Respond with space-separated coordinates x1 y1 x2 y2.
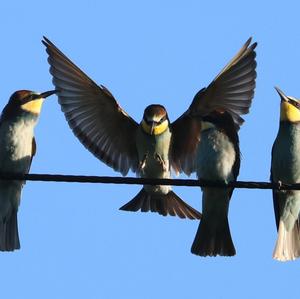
190 38 257 256
0 89 56 251
191 111 240 256
42 37 202 220
271 87 300 261
42 37 256 224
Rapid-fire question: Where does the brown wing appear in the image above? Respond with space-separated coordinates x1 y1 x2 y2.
170 113 201 175
171 38 257 175
189 37 257 128
30 137 36 168
42 37 139 175
270 145 280 229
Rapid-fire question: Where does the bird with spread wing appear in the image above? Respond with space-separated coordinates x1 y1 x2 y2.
42 37 256 231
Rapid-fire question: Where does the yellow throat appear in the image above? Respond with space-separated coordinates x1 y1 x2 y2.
280 101 300 122
141 119 168 135
21 98 44 114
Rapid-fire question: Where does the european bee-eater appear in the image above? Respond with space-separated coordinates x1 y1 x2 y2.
0 89 56 251
191 111 240 256
271 87 300 261
42 37 202 220
190 38 257 256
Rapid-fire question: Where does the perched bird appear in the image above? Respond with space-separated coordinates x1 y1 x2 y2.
191 111 240 256
42 37 256 227
0 89 56 251
271 87 300 261
42 37 202 220
190 38 257 256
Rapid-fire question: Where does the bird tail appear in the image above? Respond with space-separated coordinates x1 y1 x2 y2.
119 188 201 219
191 188 235 256
0 208 20 251
191 214 235 256
273 220 300 262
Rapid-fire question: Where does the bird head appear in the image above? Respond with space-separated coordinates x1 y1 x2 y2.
7 90 57 115
141 104 169 135
275 87 300 123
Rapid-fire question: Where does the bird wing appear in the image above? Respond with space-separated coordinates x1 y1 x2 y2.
170 38 257 175
270 144 280 230
170 112 201 175
42 37 139 176
189 37 257 128
22 137 36 187
30 137 36 169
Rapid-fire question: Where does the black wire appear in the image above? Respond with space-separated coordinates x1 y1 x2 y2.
0 172 297 190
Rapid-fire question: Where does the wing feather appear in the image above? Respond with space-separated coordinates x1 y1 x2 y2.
190 38 257 128
43 37 139 175
171 38 257 175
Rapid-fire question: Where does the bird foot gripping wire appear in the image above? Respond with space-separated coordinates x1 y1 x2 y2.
155 153 167 171
138 154 148 173
276 180 283 191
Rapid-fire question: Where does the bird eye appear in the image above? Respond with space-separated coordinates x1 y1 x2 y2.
145 119 153 125
23 95 33 103
158 116 166 124
290 100 300 110
295 102 300 110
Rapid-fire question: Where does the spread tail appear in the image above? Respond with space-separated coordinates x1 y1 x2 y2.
0 209 20 251
119 188 201 219
273 220 300 262
191 215 235 256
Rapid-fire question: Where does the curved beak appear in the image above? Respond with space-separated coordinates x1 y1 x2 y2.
275 86 289 102
40 90 58 99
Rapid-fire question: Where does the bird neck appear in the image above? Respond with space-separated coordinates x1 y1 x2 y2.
14 111 39 126
0 103 40 125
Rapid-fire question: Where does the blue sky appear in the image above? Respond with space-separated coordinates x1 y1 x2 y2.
1 0 300 298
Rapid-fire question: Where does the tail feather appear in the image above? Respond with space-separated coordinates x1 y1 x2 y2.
191 215 235 256
0 209 20 251
141 195 150 212
172 199 184 218
120 188 201 219
273 220 300 261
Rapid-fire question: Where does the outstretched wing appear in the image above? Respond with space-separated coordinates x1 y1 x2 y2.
170 112 201 175
190 37 257 128
171 38 257 175
43 37 139 175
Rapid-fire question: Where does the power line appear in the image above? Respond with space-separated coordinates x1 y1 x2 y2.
0 172 297 190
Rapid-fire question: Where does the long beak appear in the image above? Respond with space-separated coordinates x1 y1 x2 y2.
40 90 58 98
150 122 155 135
275 86 289 102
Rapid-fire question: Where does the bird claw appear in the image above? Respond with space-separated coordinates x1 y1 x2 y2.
155 153 167 171
277 180 283 190
138 154 147 173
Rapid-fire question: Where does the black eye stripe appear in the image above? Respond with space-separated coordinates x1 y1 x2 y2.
22 95 33 103
158 115 167 123
145 119 153 125
289 99 300 110
145 116 166 125
22 94 41 104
